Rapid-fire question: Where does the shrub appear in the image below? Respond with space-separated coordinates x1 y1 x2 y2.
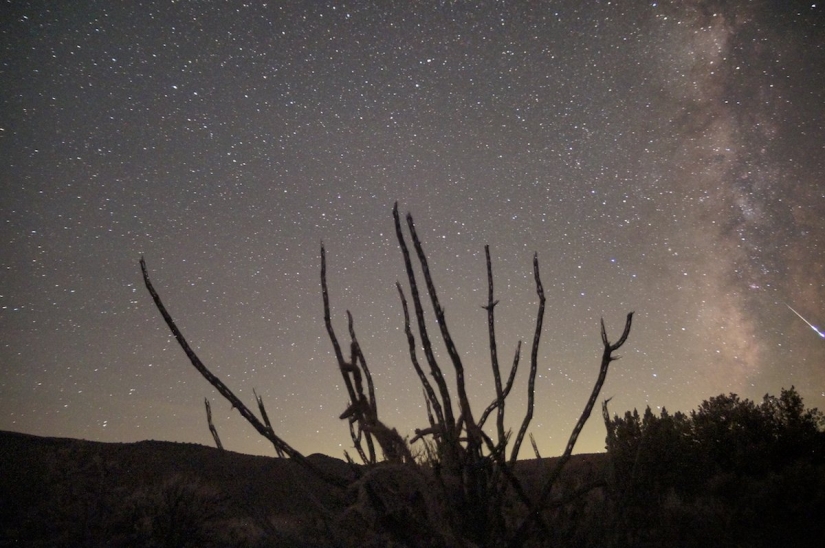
114 474 230 548
604 387 825 547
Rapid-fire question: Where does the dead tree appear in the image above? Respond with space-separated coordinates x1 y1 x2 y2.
141 202 633 547
322 203 634 546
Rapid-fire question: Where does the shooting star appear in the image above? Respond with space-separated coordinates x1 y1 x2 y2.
786 304 825 339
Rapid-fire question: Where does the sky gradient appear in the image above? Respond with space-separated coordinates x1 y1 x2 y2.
2 0 824 459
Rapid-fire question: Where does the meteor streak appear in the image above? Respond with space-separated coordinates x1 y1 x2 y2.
786 304 825 339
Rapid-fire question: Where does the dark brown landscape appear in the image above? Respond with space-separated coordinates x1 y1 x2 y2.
0 429 350 547
0 429 607 547
3 412 825 548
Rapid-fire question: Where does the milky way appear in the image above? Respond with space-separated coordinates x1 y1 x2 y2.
1 1 824 458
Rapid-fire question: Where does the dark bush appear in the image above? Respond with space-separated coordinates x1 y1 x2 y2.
604 387 825 547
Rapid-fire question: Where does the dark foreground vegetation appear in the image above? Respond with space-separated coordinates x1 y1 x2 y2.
5 205 822 546
1 390 823 547
603 386 825 548
135 203 635 546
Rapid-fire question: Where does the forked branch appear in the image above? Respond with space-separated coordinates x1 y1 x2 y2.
321 243 413 464
509 311 634 547
321 243 377 463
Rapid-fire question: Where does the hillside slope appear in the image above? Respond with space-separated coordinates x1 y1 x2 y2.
0 430 605 547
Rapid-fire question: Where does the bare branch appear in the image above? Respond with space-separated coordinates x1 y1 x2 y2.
348 311 377 417
510 253 546 463
321 244 359 407
483 245 507 446
529 433 541 459
602 397 619 457
253 388 284 458
406 211 478 436
140 257 345 487
393 203 456 433
555 315 632 465
204 398 223 450
476 424 552 535
321 244 376 464
145 202 638 547
479 341 521 429
396 282 445 427
509 312 634 547
347 418 369 465
502 341 522 400
362 419 414 464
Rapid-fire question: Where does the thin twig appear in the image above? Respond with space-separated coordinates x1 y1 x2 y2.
204 398 223 450
253 389 284 458
529 433 541 459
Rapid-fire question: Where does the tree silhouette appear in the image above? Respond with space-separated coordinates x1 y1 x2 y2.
604 387 825 547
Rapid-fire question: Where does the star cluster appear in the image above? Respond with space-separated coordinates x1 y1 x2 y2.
1 1 824 458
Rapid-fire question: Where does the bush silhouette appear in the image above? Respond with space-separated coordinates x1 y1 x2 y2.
604 387 825 547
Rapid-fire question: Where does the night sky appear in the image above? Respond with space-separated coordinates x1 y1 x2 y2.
2 1 824 459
